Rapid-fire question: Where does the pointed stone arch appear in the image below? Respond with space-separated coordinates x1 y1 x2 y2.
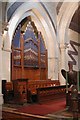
58 2 79 84
6 2 58 81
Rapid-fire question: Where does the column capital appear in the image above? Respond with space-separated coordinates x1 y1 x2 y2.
60 43 69 49
2 48 12 53
2 22 8 34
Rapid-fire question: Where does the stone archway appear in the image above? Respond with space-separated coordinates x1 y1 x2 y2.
58 2 78 85
6 1 58 81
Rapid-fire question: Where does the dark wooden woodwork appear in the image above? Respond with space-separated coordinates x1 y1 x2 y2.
2 81 13 103
37 85 66 103
27 80 60 95
27 80 60 102
4 80 60 103
2 80 7 103
78 93 80 112
4 82 14 103
11 22 48 81
6 82 13 91
13 79 28 104
9 22 61 104
66 91 80 113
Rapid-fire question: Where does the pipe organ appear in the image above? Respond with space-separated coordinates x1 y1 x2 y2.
12 22 48 81
4 21 60 104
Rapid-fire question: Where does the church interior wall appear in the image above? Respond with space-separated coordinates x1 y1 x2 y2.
0 3 79 119
1 1 80 85
6 1 59 81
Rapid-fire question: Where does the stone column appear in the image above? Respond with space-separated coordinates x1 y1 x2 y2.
0 2 3 119
59 43 68 85
2 29 11 82
0 31 3 120
48 57 58 80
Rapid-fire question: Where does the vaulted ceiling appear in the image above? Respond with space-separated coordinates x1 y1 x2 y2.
2 2 80 33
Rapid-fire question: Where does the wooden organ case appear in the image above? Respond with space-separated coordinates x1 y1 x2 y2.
12 22 48 81
13 79 28 103
11 21 48 103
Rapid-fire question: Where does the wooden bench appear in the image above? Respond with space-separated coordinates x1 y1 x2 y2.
27 80 60 95
4 80 60 103
37 85 66 103
27 80 60 102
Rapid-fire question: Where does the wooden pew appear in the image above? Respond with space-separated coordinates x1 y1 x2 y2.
27 80 60 95
27 80 60 103
4 80 60 104
37 85 66 103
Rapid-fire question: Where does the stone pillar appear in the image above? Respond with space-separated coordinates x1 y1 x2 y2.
0 2 3 119
48 57 58 80
59 43 68 85
2 30 11 82
0 31 3 120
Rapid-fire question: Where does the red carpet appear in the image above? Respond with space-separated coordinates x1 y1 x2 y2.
17 98 66 116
